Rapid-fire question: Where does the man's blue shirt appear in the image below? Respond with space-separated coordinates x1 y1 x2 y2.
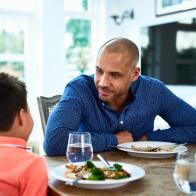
44 75 196 155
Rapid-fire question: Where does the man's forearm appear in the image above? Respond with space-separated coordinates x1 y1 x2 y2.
91 132 118 152
148 126 196 143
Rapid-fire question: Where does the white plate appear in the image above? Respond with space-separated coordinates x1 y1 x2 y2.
50 161 145 189
117 141 188 158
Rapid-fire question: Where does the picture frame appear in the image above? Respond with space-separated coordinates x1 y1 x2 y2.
155 0 196 16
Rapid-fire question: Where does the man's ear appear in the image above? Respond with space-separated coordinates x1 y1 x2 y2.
131 67 140 82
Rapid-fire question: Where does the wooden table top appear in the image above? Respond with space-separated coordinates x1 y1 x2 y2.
44 145 196 196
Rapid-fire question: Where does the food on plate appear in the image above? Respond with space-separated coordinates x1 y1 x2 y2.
130 145 174 152
64 161 130 180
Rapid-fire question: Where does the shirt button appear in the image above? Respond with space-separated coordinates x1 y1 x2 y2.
120 121 123 124
102 103 104 106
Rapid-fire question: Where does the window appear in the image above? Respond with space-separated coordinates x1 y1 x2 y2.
64 0 92 80
0 19 25 79
0 0 33 79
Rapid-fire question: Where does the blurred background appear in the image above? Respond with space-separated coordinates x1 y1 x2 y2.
0 0 195 153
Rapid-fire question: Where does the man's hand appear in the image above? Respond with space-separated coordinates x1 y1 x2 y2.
138 134 147 141
116 130 133 144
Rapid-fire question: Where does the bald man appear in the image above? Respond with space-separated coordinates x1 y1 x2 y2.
44 37 196 156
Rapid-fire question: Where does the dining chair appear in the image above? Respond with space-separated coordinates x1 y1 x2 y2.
37 95 61 135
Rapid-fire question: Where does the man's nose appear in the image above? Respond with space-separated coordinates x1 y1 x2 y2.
99 74 109 86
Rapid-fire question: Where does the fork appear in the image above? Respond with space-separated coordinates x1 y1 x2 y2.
97 154 116 171
65 176 82 186
97 154 111 167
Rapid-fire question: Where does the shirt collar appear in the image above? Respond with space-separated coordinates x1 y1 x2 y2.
0 136 27 147
130 75 141 95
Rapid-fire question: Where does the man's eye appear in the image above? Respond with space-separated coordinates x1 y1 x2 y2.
96 69 102 74
111 73 121 78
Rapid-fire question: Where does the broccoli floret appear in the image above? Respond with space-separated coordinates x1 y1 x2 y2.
114 174 130 179
113 163 122 171
85 161 95 169
87 167 105 180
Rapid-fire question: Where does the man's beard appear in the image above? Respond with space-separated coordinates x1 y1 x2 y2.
98 87 113 101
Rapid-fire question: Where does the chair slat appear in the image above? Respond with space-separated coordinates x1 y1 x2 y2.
37 95 61 135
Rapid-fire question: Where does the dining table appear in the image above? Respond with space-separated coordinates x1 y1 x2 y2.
44 145 196 196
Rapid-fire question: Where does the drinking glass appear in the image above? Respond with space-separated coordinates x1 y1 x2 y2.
173 151 196 194
66 132 93 163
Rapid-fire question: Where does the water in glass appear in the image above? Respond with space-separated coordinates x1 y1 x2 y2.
173 152 196 194
66 132 93 163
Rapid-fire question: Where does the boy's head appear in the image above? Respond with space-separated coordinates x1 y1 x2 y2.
0 73 33 141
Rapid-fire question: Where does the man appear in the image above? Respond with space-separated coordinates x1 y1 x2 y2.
44 37 196 156
0 73 48 195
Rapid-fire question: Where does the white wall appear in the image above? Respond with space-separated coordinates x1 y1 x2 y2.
133 0 196 27
104 0 141 46
25 0 66 151
103 0 196 50
36 0 65 96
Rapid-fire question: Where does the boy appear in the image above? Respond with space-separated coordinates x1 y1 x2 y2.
0 73 48 195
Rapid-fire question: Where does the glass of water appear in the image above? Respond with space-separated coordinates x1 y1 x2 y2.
173 151 196 194
66 132 93 163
